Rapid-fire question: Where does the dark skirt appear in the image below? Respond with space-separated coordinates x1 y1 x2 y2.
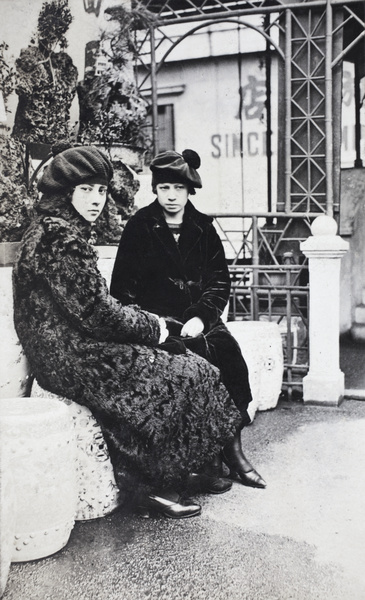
160 320 253 427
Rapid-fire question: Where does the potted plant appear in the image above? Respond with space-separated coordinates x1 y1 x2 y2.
1 0 79 397
0 42 34 398
76 2 154 213
12 0 78 150
0 41 34 250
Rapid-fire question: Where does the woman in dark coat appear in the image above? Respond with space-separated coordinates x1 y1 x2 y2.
13 145 243 519
111 149 266 489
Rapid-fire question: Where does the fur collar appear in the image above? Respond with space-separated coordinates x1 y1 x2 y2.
35 193 115 243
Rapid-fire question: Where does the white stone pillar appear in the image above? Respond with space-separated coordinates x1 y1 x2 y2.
300 216 349 406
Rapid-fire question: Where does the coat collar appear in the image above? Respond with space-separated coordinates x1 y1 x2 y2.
147 199 210 268
147 198 212 228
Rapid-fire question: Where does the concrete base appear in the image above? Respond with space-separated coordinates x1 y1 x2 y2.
303 370 345 406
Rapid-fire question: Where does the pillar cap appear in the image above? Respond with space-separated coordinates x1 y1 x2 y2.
300 215 349 257
310 215 337 236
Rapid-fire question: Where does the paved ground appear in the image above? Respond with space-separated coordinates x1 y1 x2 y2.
3 391 365 600
3 336 365 600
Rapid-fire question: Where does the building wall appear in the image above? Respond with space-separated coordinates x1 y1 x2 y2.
339 62 365 333
134 52 278 217
339 168 365 333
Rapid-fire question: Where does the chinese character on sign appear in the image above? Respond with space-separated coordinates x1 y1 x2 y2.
83 0 102 17
238 75 266 120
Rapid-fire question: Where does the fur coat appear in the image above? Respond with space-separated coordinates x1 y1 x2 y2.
12 194 241 494
110 200 253 421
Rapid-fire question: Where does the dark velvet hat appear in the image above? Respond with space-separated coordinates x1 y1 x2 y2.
38 145 113 194
150 149 202 194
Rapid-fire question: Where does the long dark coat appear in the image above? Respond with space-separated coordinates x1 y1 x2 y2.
12 195 241 494
110 200 253 421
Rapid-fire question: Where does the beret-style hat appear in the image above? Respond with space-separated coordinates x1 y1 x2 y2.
38 145 113 194
150 149 202 193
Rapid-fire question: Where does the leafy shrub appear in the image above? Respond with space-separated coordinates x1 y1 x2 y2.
0 137 35 242
12 0 78 145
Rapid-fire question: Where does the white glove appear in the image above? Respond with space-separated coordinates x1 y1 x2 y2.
181 316 204 338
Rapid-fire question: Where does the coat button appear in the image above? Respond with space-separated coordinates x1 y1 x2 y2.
149 356 155 364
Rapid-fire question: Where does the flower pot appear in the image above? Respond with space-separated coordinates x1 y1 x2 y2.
0 242 20 267
108 144 146 173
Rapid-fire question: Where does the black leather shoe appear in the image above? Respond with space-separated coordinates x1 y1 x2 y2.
222 450 266 489
187 473 232 495
229 467 266 489
137 493 201 519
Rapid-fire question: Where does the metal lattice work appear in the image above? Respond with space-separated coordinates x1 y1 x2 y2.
211 212 312 397
137 0 363 24
283 8 328 213
140 0 286 22
230 264 309 397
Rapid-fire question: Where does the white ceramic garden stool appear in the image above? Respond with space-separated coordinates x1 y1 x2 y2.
31 380 120 521
0 397 77 563
0 448 16 597
226 321 284 418
0 260 30 399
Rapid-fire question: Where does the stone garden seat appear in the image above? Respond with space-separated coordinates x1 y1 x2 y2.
31 380 120 522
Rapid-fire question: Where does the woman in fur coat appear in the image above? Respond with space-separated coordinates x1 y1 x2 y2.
111 149 266 490
13 145 243 519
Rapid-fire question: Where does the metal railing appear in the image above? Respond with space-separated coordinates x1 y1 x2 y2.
210 212 317 399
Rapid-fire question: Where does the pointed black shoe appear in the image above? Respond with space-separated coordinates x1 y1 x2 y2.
221 449 266 488
137 493 202 519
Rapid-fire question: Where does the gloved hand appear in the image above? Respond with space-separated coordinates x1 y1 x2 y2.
181 316 204 338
